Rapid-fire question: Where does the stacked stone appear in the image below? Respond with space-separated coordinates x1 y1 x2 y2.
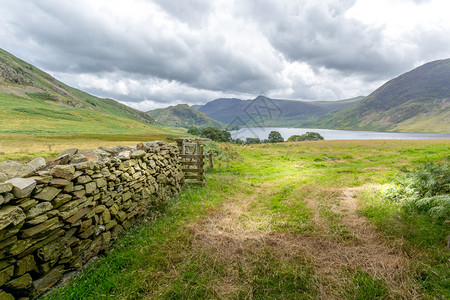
0 141 183 299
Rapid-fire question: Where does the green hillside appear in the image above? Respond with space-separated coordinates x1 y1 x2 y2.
196 96 364 127
315 59 450 133
0 48 174 135
147 104 227 129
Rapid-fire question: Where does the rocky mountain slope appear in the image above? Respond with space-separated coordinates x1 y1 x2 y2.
195 95 363 127
315 59 450 133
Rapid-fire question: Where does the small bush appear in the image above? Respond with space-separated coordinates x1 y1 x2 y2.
245 137 261 144
385 160 450 223
203 141 240 166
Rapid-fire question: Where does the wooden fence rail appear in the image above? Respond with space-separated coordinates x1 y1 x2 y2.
177 139 205 185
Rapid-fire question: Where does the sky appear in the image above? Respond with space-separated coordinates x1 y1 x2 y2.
1 0 449 111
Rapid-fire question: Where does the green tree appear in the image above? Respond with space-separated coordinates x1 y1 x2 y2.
268 131 284 143
201 126 231 142
187 126 199 136
303 132 324 141
287 132 324 142
201 126 222 141
245 137 261 144
287 135 302 142
221 130 232 142
234 138 244 145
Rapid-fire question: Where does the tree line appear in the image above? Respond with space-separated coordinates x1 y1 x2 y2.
188 126 324 144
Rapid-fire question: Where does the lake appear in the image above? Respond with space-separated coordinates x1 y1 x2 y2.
229 127 450 141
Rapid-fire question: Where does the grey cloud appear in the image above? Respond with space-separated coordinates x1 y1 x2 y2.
1 0 449 108
237 0 413 79
152 0 212 27
2 0 284 97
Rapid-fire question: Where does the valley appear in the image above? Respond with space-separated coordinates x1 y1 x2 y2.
40 139 450 299
0 46 448 300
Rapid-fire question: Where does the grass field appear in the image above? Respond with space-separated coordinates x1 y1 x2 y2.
0 92 188 162
0 131 188 163
30 139 449 299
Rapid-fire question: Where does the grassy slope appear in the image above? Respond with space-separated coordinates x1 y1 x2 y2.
0 48 154 126
147 104 227 128
0 93 153 135
43 139 449 299
0 92 187 160
0 92 188 163
315 59 450 133
316 98 450 133
0 48 188 154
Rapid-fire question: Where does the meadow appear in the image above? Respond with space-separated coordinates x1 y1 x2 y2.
0 132 186 163
0 92 186 162
33 139 449 299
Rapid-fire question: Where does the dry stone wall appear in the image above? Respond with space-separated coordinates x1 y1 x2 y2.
0 141 183 299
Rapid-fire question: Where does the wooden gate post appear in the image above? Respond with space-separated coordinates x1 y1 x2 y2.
198 142 205 184
208 152 214 169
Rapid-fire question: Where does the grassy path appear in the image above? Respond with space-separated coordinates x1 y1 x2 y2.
44 140 449 299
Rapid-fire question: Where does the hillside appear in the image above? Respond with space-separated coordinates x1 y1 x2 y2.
0 48 163 135
315 59 450 133
195 95 363 127
147 104 227 128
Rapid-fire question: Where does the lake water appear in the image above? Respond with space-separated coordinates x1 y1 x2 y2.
229 127 450 141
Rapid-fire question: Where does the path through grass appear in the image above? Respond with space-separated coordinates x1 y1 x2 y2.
43 140 449 299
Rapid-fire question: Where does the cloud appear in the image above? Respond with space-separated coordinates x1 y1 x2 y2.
236 0 414 79
0 0 449 109
54 71 257 111
152 0 212 27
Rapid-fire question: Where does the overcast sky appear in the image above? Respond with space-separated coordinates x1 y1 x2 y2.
1 0 449 111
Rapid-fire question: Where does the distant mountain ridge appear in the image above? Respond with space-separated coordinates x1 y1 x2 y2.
147 104 227 128
315 59 450 133
195 95 364 127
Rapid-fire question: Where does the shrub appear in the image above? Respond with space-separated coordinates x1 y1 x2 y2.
385 160 450 223
245 137 261 144
203 141 241 165
234 138 244 145
288 132 324 142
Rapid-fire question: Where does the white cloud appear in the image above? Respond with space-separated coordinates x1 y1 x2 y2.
0 0 449 110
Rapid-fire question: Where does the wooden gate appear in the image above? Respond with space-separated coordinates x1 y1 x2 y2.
179 139 205 185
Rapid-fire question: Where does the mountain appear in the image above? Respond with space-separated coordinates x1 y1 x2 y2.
147 104 227 128
315 59 450 133
195 96 364 127
0 48 164 135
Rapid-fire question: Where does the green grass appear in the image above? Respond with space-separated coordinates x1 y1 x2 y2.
0 131 187 163
341 269 389 300
359 185 450 298
0 91 188 162
0 93 162 135
1 47 156 126
37 139 450 299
